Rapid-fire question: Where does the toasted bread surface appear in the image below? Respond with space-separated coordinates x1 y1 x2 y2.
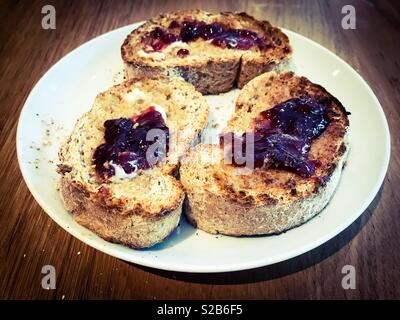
122 10 292 94
58 76 209 248
180 72 350 235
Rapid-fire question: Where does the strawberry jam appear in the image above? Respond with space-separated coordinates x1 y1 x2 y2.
221 97 331 177
93 107 169 179
141 20 266 54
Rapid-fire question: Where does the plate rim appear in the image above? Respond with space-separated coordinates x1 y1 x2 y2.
16 23 391 273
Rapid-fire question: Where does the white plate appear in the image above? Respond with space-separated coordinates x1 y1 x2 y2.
17 23 390 273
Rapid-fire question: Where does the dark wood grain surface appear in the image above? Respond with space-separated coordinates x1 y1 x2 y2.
0 0 399 299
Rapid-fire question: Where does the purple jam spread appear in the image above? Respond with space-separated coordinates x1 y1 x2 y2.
221 97 330 177
141 27 179 52
141 20 266 55
93 107 169 179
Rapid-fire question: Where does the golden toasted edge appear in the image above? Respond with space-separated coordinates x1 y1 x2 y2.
59 176 183 248
183 142 348 236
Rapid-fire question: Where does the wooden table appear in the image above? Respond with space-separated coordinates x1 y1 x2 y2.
1 0 399 299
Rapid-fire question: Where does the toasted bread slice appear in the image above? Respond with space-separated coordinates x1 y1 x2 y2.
180 72 349 236
58 76 209 248
122 10 292 94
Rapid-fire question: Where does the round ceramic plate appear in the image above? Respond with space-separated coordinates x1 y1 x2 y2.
17 23 390 273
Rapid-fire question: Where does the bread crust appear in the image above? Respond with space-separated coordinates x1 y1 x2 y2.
180 72 350 236
59 178 182 248
182 143 348 236
122 10 292 94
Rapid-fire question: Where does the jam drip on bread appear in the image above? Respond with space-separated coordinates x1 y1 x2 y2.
221 97 331 177
93 107 169 179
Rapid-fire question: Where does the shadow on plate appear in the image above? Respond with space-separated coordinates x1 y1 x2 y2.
148 219 196 251
144 196 196 250
131 184 383 284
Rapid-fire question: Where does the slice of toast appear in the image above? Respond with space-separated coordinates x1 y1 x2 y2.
122 10 292 94
58 76 209 248
180 72 350 236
